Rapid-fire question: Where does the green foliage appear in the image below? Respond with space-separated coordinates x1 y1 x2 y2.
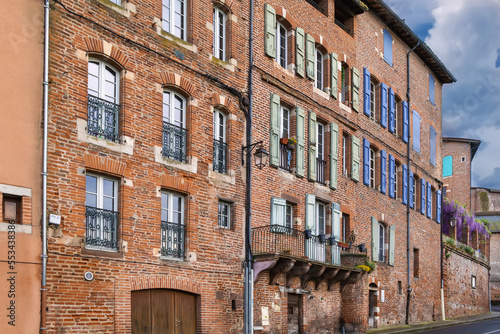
365 259 376 272
479 191 489 212
445 237 455 247
445 251 451 259
463 246 474 255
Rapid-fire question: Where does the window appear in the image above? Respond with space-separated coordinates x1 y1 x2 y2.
341 63 350 105
383 29 393 65
87 59 120 142
162 90 187 162
316 123 326 184
316 201 326 236
218 201 231 229
161 191 185 259
461 156 466 162
394 97 400 136
394 161 399 199
213 109 227 173
413 248 420 277
412 175 417 210
370 80 376 120
213 7 226 60
471 275 476 289
334 0 354 34
162 0 187 40
429 74 435 105
85 174 118 251
378 223 386 262
306 0 328 16
109 0 121 5
271 198 294 231
413 110 421 153
430 126 437 165
3 195 22 223
369 148 376 189
342 213 350 243
315 48 325 90
279 106 292 171
276 22 287 68
398 281 403 295
286 203 293 230
443 156 453 177
342 133 349 177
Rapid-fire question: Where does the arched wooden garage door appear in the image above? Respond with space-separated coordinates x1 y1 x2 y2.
132 289 197 334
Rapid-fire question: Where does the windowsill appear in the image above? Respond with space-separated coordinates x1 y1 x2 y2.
92 0 137 18
383 58 393 67
272 61 295 76
82 247 123 258
77 118 134 155
313 86 330 100
278 169 295 181
152 17 198 53
0 222 32 234
210 55 236 72
340 102 352 113
154 146 198 174
160 256 185 262
208 166 236 185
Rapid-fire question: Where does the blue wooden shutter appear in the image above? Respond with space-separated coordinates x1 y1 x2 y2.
402 101 409 143
402 164 408 205
388 87 395 133
264 4 276 58
269 93 280 167
429 74 435 105
388 225 395 266
363 138 370 186
271 197 286 226
389 154 395 198
305 194 316 230
296 28 305 77
383 30 393 65
430 126 436 165
436 190 442 223
420 179 426 215
380 83 388 128
409 170 414 209
380 150 387 194
413 110 421 153
443 156 452 177
363 67 371 116
427 182 432 218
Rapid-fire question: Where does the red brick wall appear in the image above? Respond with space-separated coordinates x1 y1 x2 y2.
442 141 472 207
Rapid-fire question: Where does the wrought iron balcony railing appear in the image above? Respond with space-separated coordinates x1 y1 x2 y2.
162 122 187 162
279 143 292 171
87 95 120 142
161 221 185 259
85 206 118 250
213 139 227 174
316 158 326 184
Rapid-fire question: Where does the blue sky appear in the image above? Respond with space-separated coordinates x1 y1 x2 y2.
385 0 500 189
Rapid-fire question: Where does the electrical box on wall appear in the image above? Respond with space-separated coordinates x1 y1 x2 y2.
49 214 61 225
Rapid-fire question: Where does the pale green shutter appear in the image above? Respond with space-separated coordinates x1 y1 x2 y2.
305 194 316 230
269 93 280 167
351 136 360 182
264 4 276 58
271 197 286 226
388 225 395 266
330 53 338 99
332 203 341 241
352 67 360 112
296 28 305 77
306 33 315 80
296 107 306 177
308 111 317 181
330 122 338 190
371 216 379 262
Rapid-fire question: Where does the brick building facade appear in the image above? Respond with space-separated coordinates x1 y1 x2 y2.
42 0 456 333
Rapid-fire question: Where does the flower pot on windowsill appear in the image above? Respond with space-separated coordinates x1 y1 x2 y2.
318 234 326 243
287 143 296 150
280 138 288 145
304 229 312 239
328 236 336 246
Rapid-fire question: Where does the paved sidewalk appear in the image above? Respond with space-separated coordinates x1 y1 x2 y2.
367 311 500 333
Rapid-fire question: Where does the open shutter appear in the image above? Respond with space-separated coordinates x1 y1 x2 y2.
380 83 388 128
305 194 316 230
351 136 360 182
380 150 387 194
295 28 305 77
306 33 315 80
308 111 317 181
413 110 421 152
330 53 338 99
427 182 432 218
264 4 276 58
389 154 395 198
296 107 306 177
388 87 395 133
402 164 408 205
436 190 442 223
420 179 426 215
363 138 370 186
332 203 341 241
388 225 395 266
352 67 360 112
409 170 414 209
371 216 379 262
430 126 436 165
402 101 409 143
271 197 286 226
269 93 280 167
363 67 371 116
330 122 339 190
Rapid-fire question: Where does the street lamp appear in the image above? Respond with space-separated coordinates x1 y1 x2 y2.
242 141 269 169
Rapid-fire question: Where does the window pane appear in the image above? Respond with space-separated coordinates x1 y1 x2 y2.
163 92 171 122
103 197 114 211
103 179 115 198
86 175 97 193
173 95 184 126
86 193 97 208
88 62 100 96
162 0 171 32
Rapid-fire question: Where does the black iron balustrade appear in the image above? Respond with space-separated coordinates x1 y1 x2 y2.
213 139 227 174
161 221 185 259
316 158 326 184
87 95 120 142
85 206 118 250
162 122 187 162
279 143 292 171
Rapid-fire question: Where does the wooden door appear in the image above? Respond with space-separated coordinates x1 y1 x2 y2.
287 294 301 334
176 291 197 334
151 289 175 334
132 290 152 334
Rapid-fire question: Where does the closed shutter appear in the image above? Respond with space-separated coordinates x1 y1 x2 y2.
269 93 280 167
388 87 395 133
413 110 421 153
436 190 442 223
306 33 315 80
430 126 436 165
427 182 432 218
363 67 371 116
264 3 276 58
305 194 316 230
296 107 306 177
271 197 286 227
389 154 395 198
330 53 338 99
352 67 360 112
351 136 360 182
380 83 388 128
308 111 317 181
363 138 370 186
388 225 395 266
296 28 305 77
330 122 339 190
332 203 341 241
409 170 414 209
402 101 409 143
421 179 426 215
380 150 387 194
429 74 435 105
371 216 379 262
402 164 408 205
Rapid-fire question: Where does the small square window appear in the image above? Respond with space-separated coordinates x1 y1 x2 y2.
3 195 22 223
398 281 403 295
218 201 231 229
461 156 466 162
472 275 476 289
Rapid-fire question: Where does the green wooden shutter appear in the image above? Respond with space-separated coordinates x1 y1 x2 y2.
330 53 338 99
352 67 360 112
271 197 286 226
264 3 276 58
308 111 317 181
305 194 316 230
330 122 338 190
269 93 280 167
371 216 379 262
306 33 315 80
388 225 395 266
296 28 305 77
351 136 360 182
296 107 306 177
332 203 341 241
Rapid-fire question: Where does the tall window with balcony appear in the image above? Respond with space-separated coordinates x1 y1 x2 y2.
213 109 227 173
279 106 293 171
316 123 326 184
163 90 187 162
161 191 185 259
213 6 226 60
276 21 287 68
85 174 118 251
162 0 187 40
87 59 120 142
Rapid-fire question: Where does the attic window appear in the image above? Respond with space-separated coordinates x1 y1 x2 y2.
305 0 328 16
335 0 354 34
461 156 466 162
3 195 22 224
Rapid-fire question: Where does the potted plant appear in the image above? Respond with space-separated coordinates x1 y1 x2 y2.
287 137 297 149
280 138 288 145
304 229 312 239
318 234 326 243
328 236 336 246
